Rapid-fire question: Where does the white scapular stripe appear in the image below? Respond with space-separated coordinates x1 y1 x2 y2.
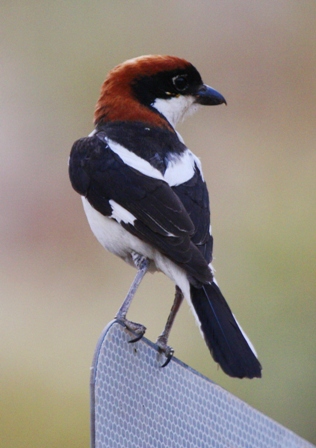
96 130 204 187
103 137 165 181
109 200 136 224
164 149 202 186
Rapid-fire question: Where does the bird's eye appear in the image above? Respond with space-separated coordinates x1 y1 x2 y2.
172 75 189 92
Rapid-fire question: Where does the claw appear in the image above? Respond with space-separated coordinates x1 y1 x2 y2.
160 347 174 368
156 335 174 367
128 330 146 343
116 317 146 343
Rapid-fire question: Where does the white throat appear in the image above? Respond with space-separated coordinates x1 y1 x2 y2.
152 95 199 128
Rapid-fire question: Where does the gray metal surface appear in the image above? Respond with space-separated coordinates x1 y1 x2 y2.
90 320 314 448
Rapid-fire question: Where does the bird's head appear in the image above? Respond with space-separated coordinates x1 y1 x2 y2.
94 55 226 129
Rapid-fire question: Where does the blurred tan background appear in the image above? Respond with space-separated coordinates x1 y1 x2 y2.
1 1 316 446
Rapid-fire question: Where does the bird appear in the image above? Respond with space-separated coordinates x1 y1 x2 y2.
69 55 262 378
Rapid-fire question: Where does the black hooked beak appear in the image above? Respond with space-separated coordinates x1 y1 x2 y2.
195 84 227 106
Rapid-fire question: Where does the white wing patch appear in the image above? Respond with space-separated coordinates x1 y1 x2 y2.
109 200 136 225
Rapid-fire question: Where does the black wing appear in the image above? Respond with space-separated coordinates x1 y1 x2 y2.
172 166 213 264
69 133 212 284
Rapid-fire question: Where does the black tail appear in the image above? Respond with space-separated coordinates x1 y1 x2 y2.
190 282 262 378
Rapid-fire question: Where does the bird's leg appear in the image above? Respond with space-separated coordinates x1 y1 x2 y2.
156 286 184 367
115 253 149 342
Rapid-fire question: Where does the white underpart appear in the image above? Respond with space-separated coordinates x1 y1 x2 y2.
152 95 199 128
82 197 191 300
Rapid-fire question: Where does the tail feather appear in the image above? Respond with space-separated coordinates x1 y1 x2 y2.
190 282 262 379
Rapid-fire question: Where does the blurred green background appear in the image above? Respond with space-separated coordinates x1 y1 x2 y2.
1 1 316 446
